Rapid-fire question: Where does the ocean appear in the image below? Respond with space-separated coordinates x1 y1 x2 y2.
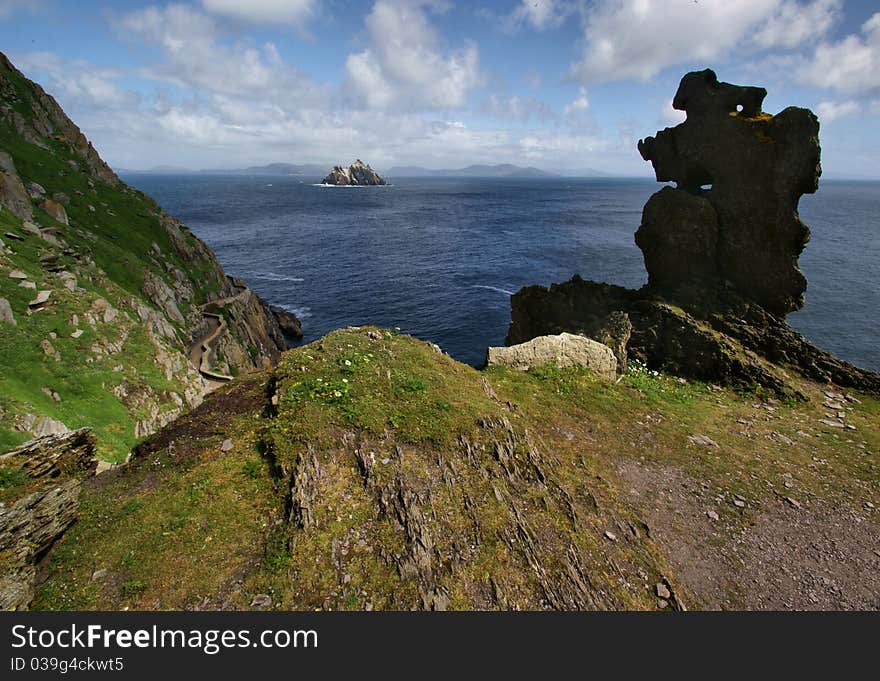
123 174 880 372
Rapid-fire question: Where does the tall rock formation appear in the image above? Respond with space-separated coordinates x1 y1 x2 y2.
636 69 820 315
508 69 878 396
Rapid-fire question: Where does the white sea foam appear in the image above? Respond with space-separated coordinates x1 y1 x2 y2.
472 284 514 296
312 183 392 188
252 272 305 283
281 305 311 319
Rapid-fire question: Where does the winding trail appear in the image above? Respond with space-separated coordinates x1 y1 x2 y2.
188 312 233 383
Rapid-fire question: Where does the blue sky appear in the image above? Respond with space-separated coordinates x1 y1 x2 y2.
2 0 878 176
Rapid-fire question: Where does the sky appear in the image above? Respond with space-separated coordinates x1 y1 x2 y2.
1 0 879 177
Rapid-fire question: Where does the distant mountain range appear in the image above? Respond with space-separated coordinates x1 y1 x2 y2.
120 162 612 178
386 164 558 178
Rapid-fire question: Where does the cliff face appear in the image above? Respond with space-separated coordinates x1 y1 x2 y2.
0 52 299 459
322 160 387 185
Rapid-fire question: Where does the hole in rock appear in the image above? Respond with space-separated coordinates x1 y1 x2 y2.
736 104 744 113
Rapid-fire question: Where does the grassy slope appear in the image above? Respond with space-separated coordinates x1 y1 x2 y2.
33 328 879 610
0 64 222 459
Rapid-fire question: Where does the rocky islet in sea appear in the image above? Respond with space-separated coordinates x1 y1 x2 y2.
321 159 388 186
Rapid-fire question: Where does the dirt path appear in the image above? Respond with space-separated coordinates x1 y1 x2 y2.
188 312 232 383
615 459 880 610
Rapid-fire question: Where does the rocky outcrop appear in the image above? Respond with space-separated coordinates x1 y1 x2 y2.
507 70 878 396
0 150 32 221
0 429 97 610
0 53 118 186
487 332 617 380
637 69 819 316
322 159 387 186
38 198 68 225
269 304 303 340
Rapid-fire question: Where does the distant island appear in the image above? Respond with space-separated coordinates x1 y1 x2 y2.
386 163 560 179
321 159 388 186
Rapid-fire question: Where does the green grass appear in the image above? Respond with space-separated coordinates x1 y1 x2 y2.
0 66 236 460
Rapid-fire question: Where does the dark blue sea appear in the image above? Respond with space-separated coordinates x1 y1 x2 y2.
123 174 880 371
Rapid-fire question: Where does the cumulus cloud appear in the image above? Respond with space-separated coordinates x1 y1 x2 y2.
751 0 840 49
563 87 589 116
13 51 138 108
571 0 839 84
800 12 880 94
117 4 320 103
815 100 861 123
200 0 316 28
344 0 483 110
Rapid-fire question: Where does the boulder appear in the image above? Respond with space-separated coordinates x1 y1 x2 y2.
39 198 68 225
32 416 70 437
0 150 32 221
0 297 14 325
487 332 617 380
25 181 45 199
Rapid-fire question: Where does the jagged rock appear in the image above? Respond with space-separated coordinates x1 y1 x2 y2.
50 191 69 205
322 159 387 186
637 68 819 316
269 304 303 339
0 150 32 221
0 428 96 610
25 181 44 199
39 198 68 225
581 310 631 374
141 271 184 324
507 69 879 397
0 297 14 325
7 269 27 279
28 289 50 309
18 280 35 289
487 332 617 379
32 416 70 437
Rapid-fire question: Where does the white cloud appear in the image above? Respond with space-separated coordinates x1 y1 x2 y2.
200 0 315 29
117 4 323 105
563 86 589 116
815 99 861 123
800 12 880 94
571 0 838 84
509 0 568 31
14 51 138 108
344 0 482 111
752 0 840 49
